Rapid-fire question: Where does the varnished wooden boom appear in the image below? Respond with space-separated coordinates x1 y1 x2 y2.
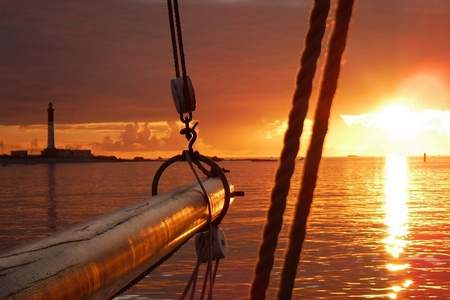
0 179 232 299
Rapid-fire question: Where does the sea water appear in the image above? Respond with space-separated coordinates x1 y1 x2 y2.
0 157 449 299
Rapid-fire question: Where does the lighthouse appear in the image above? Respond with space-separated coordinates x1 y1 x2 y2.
47 102 55 149
41 102 93 159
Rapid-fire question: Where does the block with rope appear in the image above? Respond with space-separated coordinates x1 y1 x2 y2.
150 1 244 299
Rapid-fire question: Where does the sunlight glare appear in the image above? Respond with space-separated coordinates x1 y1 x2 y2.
384 154 412 299
341 102 450 156
384 154 409 258
377 103 415 135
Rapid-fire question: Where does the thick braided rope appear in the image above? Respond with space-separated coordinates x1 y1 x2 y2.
249 1 330 299
278 1 354 299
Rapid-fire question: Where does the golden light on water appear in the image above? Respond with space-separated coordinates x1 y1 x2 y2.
384 154 409 258
383 154 413 298
386 278 414 299
386 263 410 272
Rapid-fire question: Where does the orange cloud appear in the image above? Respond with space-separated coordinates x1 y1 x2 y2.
0 121 198 158
91 122 184 153
341 107 450 137
264 119 312 140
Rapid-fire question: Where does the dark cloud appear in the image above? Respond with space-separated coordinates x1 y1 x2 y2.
0 0 173 124
0 0 448 156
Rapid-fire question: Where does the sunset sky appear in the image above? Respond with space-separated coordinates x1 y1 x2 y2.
0 0 449 158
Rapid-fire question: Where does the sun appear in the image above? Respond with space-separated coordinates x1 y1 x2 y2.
341 101 418 136
341 98 450 155
375 103 418 137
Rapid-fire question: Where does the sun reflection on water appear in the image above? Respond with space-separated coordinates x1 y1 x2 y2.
384 154 413 298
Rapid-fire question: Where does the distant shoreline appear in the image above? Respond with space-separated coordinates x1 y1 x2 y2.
1 155 448 166
0 156 164 166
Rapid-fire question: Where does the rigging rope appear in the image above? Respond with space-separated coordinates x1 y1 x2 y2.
165 4 217 298
164 152 227 300
184 152 215 300
172 0 188 79
120 1 237 299
167 0 194 125
166 0 180 77
250 1 330 298
167 0 188 78
278 1 354 298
